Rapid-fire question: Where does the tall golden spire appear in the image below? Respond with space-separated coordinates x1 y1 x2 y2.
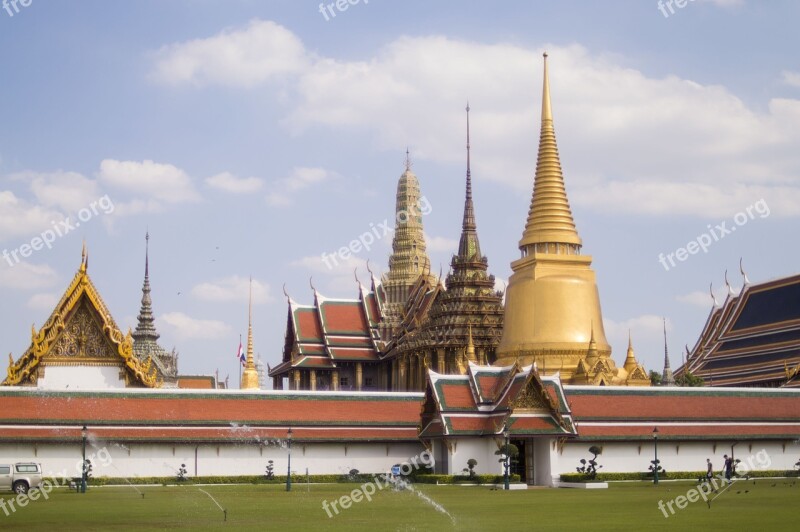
241 277 260 389
520 52 582 253
496 53 613 383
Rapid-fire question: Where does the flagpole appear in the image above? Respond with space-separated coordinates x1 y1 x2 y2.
238 334 242 389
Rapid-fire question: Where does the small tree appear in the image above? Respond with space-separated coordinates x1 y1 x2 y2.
347 469 360 481
495 443 519 480
177 463 188 481
649 371 662 386
265 460 275 480
576 445 603 480
462 458 478 479
649 458 665 479
675 372 704 387
83 459 93 483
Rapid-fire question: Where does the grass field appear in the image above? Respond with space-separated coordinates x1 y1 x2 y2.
1 479 797 531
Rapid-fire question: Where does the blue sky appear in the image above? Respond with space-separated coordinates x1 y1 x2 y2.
1 0 798 384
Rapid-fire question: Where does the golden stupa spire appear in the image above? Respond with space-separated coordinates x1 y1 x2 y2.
241 277 260 389
520 52 582 253
465 324 476 363
623 330 638 373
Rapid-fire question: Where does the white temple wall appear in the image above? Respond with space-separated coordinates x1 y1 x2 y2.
0 441 426 480
444 438 503 476
37 366 126 390
553 440 800 479
2 438 797 481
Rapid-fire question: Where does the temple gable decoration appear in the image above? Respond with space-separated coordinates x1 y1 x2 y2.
4 247 160 388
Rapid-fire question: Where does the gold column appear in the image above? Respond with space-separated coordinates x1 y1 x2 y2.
437 348 446 374
399 357 407 392
356 362 363 391
310 369 317 391
332 370 339 391
293 370 301 390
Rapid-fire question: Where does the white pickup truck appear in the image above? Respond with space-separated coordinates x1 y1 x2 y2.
0 463 44 494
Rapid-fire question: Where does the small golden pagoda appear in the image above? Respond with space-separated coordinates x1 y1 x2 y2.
496 53 648 386
241 278 260 389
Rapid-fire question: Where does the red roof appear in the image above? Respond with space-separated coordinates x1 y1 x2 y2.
0 388 422 443
566 386 800 441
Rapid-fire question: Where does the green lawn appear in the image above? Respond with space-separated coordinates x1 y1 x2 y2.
1 479 797 531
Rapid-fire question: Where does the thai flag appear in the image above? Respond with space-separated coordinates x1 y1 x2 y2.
237 337 245 366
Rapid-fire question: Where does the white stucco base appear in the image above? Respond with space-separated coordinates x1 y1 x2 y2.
2 437 797 484
0 441 427 481
36 366 126 390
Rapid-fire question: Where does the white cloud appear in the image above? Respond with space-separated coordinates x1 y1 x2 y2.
676 290 717 308
0 190 64 242
149 19 309 87
12 170 100 213
782 70 800 88
149 21 800 219
206 172 263 194
265 167 335 206
191 276 271 304
0 262 59 290
604 314 667 340
98 159 201 204
27 292 59 310
159 312 232 340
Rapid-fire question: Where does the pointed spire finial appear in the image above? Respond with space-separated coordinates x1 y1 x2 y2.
282 283 290 302
241 276 259 389
405 147 411 172
739 257 750 286
80 240 88 273
542 51 552 122
710 283 719 307
458 102 480 259
724 270 734 296
662 317 675 386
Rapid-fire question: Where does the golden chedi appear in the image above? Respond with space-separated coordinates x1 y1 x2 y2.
496 53 614 383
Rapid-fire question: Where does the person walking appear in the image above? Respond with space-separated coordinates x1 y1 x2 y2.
723 454 734 482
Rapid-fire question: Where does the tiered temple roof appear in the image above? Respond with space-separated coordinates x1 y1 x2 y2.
268 281 384 386
678 272 800 387
419 362 577 439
